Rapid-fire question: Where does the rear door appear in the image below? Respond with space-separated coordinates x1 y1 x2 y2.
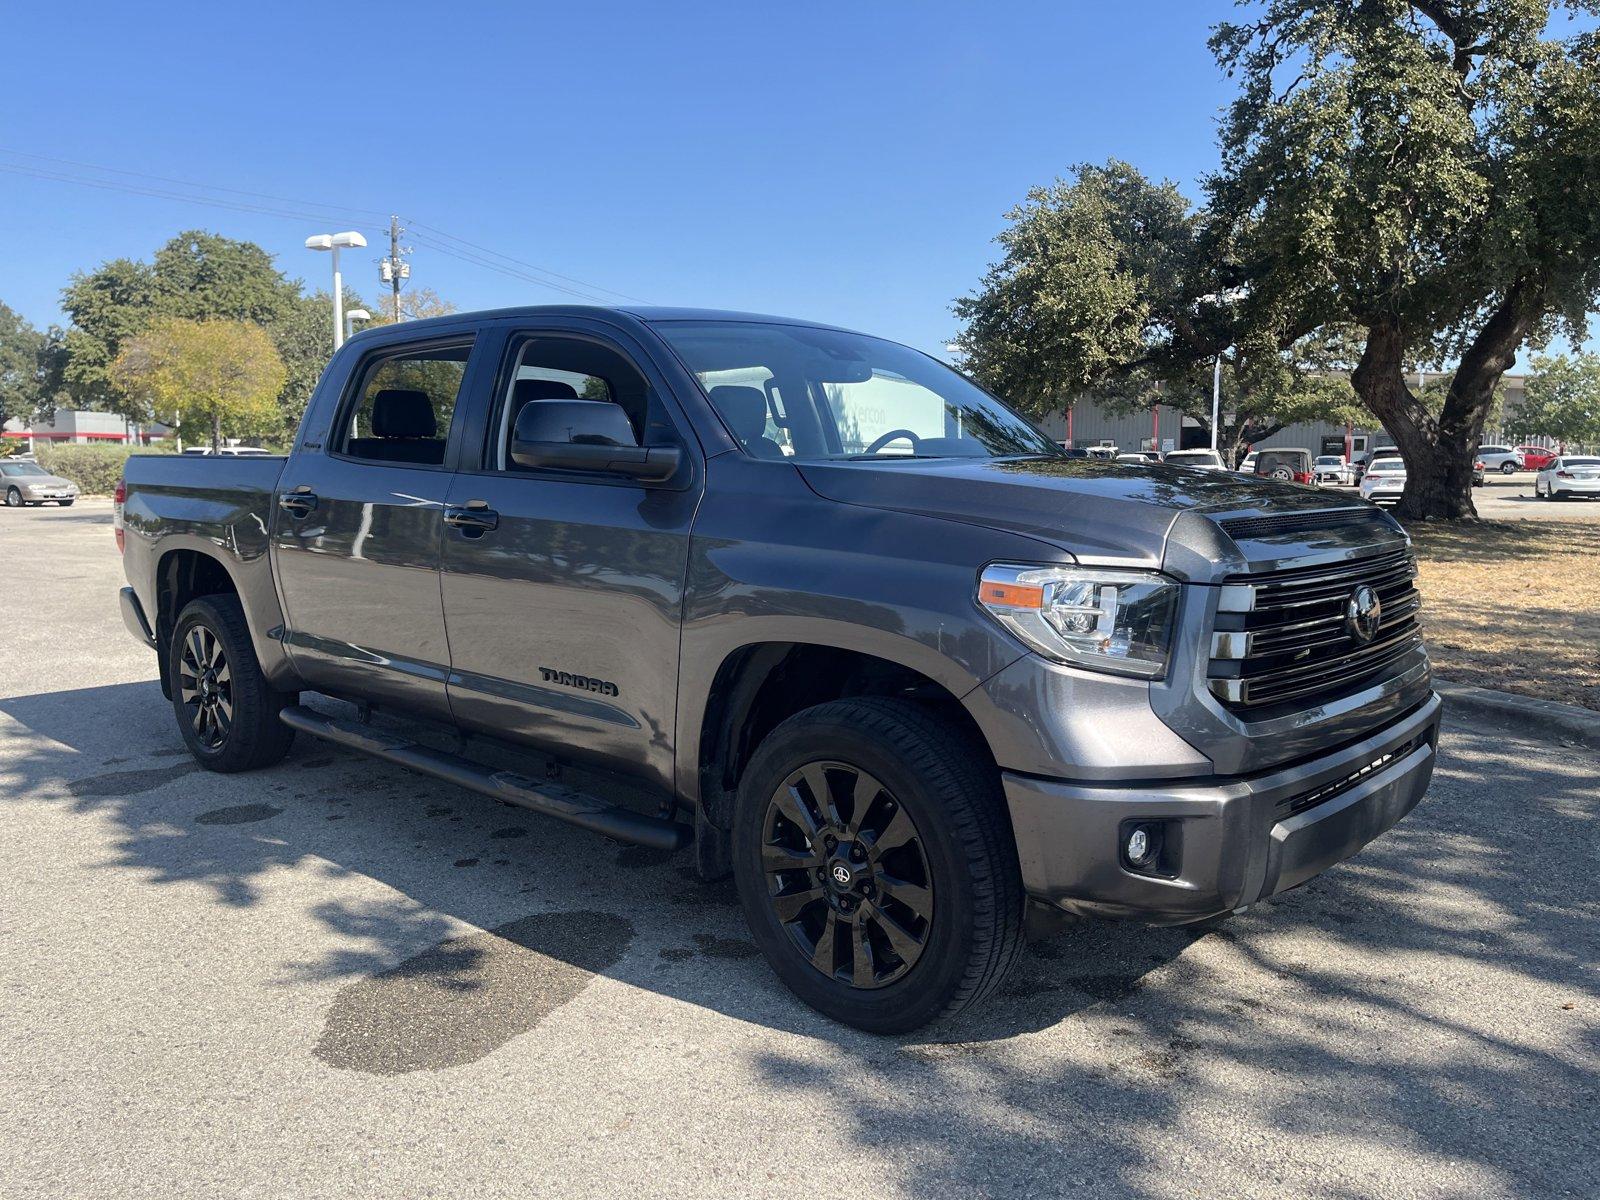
438 321 702 792
271 332 484 718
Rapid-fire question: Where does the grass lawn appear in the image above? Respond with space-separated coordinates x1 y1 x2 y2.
1406 518 1600 711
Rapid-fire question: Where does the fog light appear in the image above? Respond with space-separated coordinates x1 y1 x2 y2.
1126 827 1151 864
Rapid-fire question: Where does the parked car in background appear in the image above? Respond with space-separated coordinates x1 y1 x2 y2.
1163 448 1227 471
1115 451 1161 463
1313 455 1356 485
1535 455 1600 500
1476 445 1524 474
1360 453 1407 505
1517 445 1559 470
1473 459 1486 486
1055 444 1090 459
0 459 79 507
1254 448 1314 485
1085 445 1119 460
1237 452 1257 474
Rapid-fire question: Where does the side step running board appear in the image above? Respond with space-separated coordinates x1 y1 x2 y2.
279 705 692 852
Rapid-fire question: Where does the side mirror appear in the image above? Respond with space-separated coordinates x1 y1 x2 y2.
510 399 681 482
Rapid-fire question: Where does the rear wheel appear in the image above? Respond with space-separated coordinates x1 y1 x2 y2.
1500 460 1517 475
169 595 296 772
733 698 1025 1033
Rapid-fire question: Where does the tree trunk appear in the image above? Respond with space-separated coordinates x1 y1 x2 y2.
1352 319 1477 519
1351 282 1540 521
211 411 222 454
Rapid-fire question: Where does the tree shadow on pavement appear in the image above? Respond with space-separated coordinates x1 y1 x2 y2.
2 683 1596 1197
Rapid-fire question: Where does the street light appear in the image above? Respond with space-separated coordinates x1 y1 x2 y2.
305 232 368 350
345 308 371 341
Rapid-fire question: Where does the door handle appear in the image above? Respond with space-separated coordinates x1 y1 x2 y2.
278 492 318 518
443 505 499 534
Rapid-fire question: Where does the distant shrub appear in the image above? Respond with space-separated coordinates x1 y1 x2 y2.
33 443 175 496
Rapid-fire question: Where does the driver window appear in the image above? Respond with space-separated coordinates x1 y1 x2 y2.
494 335 668 471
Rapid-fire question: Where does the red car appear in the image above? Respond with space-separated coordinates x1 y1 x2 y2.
1518 445 1560 470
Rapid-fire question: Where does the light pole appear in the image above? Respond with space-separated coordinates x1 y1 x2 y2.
305 232 368 350
345 308 371 342
1211 354 1222 453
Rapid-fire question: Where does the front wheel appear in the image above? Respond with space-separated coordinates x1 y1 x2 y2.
4 487 21 508
169 595 296 772
733 698 1025 1034
57 499 74 507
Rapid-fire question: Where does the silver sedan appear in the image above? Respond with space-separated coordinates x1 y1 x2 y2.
1534 455 1600 500
0 460 80 507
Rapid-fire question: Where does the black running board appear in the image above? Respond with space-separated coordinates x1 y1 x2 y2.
279 705 692 852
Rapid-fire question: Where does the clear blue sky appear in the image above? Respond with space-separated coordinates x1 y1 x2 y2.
0 2 1257 358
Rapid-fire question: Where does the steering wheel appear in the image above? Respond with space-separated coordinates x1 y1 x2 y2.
864 429 922 455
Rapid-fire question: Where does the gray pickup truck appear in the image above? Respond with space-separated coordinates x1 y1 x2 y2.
117 306 1440 1032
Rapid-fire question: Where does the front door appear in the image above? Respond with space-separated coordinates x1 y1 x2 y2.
438 328 700 793
271 336 477 718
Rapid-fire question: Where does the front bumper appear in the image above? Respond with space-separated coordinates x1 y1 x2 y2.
1004 692 1441 923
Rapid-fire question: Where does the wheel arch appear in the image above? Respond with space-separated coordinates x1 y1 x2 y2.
151 545 296 699
690 640 1000 842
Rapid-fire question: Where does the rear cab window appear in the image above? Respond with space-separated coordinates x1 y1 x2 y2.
337 341 473 467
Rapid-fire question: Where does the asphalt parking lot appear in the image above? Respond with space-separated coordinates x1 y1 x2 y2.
2 501 1597 1200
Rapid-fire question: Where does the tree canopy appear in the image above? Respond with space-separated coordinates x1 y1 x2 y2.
1520 352 1600 446
111 318 286 451
952 161 1361 463
1208 0 1600 516
0 301 65 428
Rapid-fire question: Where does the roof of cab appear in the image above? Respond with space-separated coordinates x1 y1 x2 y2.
347 304 860 341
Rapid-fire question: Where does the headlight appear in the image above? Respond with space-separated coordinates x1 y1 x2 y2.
977 564 1179 678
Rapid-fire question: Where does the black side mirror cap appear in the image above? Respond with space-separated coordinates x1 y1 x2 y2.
509 399 681 482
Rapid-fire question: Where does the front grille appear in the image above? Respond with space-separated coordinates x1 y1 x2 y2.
1208 544 1424 713
1275 732 1431 817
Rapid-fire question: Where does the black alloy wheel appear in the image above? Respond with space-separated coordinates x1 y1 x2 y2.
179 623 234 750
760 761 933 989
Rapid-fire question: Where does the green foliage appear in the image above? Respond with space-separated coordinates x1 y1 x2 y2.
59 231 315 425
952 161 1359 458
111 318 287 450
33 442 175 496
0 300 66 425
1520 352 1600 445
1207 0 1600 516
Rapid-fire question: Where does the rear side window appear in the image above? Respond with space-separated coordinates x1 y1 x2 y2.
339 341 472 466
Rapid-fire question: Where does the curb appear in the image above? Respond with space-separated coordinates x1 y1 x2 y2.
1435 680 1600 752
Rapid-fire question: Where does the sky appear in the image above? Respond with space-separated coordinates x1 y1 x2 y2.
0 1 1245 358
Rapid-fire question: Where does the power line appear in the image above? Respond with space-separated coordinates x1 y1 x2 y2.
0 147 386 225
0 149 649 306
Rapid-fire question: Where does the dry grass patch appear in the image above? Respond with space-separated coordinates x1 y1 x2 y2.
1406 519 1600 711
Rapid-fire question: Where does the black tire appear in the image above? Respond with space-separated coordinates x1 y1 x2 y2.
732 697 1025 1034
169 595 296 772
1500 460 1517 475
4 487 21 508
57 499 74 507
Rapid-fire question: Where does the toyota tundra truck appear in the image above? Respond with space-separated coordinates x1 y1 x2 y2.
116 306 1440 1032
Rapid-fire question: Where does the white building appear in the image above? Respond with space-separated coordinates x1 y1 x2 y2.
2 409 170 452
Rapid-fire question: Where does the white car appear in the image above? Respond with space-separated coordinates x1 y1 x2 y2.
1313 455 1356 485
1237 452 1257 474
1476 444 1525 475
1360 454 1407 504
1534 455 1600 500
1163 449 1227 471
1115 451 1160 463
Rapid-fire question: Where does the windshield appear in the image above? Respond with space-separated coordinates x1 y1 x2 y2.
654 321 1059 462
1 462 48 476
1315 457 1342 465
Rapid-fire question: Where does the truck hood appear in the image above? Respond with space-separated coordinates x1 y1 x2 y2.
796 456 1401 581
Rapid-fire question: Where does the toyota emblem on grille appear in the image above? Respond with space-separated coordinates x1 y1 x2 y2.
1345 585 1382 643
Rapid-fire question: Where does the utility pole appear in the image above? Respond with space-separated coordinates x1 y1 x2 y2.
379 215 411 321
